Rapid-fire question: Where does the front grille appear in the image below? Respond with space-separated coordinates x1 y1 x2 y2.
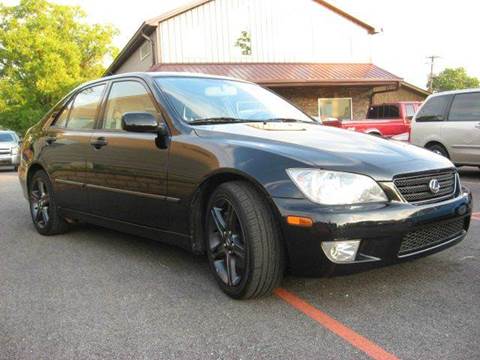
0 149 10 155
393 169 456 204
399 217 465 255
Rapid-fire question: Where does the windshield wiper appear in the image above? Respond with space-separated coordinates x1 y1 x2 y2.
189 117 252 125
261 118 315 124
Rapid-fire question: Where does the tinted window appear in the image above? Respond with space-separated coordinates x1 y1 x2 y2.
448 93 480 121
383 105 400 118
405 104 415 118
0 133 14 142
367 106 380 119
67 85 105 130
103 81 157 130
53 102 72 128
416 95 450 122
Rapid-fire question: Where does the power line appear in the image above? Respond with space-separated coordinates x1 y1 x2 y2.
426 55 440 92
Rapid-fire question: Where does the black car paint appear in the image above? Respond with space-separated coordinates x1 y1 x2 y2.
19 73 473 275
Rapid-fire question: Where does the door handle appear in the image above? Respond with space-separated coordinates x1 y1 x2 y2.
45 136 57 145
475 123 480 129
90 137 108 149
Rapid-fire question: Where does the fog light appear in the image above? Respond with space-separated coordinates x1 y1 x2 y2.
321 240 360 263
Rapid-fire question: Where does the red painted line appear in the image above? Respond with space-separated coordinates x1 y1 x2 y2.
274 288 399 360
472 212 480 221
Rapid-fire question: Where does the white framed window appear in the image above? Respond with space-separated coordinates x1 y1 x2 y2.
139 41 151 61
318 98 353 121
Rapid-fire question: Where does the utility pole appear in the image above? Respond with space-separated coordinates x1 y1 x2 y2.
426 55 440 92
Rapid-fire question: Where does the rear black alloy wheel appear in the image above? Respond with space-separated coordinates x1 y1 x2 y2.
29 170 68 235
208 199 246 288
206 181 284 299
30 177 50 229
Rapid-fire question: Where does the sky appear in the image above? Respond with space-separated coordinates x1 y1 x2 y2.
4 0 479 89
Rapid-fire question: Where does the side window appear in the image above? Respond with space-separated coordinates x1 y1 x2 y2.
405 104 415 118
416 95 451 122
67 84 105 130
448 93 480 121
383 105 400 118
367 106 380 119
103 81 157 130
52 101 72 128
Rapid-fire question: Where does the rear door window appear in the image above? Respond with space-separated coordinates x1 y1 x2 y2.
448 92 480 121
415 95 451 122
52 102 72 128
383 105 400 118
66 84 106 130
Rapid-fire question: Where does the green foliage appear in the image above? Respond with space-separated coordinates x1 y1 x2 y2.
235 31 252 56
0 0 118 134
431 67 480 92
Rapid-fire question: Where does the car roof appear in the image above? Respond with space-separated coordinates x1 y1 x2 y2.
71 71 253 96
428 88 480 98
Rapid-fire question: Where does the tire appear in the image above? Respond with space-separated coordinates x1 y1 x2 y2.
13 165 18 172
426 143 449 158
205 181 284 299
28 170 69 235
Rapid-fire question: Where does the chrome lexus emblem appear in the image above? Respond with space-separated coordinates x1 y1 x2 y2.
429 179 441 194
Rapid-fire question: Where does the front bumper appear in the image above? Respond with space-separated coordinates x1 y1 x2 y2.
273 188 472 276
0 153 19 166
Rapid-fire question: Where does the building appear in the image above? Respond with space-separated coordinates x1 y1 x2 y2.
105 0 429 120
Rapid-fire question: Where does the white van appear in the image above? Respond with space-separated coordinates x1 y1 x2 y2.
410 89 480 168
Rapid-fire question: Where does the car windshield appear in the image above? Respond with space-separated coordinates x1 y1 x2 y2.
155 77 313 124
0 133 14 142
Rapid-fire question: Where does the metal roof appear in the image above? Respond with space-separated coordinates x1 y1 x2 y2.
148 63 402 87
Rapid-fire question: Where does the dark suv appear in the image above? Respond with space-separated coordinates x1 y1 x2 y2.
19 73 472 299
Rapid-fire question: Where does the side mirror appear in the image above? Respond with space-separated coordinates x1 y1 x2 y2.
121 112 167 134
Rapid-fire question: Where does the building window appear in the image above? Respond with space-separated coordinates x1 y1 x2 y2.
318 98 352 121
139 41 151 61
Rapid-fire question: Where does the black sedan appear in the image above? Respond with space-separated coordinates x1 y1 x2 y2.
19 73 472 299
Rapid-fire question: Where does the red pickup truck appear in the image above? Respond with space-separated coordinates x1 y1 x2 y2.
322 102 422 141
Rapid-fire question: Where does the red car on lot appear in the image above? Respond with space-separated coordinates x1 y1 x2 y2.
323 102 422 141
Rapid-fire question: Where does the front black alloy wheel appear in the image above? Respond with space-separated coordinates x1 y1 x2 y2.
206 181 284 299
208 199 246 287
29 170 68 235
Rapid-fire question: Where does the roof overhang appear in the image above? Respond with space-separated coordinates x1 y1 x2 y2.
148 63 402 87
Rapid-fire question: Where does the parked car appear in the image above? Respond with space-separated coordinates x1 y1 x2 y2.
323 102 422 140
0 130 20 171
19 73 472 299
410 89 480 168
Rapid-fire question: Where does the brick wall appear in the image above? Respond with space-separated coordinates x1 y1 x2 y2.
373 87 426 104
272 85 427 120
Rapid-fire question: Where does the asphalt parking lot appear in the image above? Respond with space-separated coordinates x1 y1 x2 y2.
0 166 479 360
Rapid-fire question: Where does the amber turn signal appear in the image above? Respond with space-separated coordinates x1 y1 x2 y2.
286 216 313 227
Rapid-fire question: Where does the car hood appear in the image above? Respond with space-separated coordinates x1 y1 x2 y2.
193 122 454 181
0 141 17 149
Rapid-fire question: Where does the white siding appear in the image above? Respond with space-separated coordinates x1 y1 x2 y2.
158 0 372 64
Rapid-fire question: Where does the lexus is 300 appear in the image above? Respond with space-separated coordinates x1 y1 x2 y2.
19 73 472 299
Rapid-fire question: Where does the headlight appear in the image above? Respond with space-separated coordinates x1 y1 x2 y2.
286 168 388 205
11 147 18 155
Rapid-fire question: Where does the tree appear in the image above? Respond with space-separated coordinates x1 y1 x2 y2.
431 67 480 92
0 0 118 134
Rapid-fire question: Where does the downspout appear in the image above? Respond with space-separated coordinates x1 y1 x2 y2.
141 32 157 68
369 82 400 106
